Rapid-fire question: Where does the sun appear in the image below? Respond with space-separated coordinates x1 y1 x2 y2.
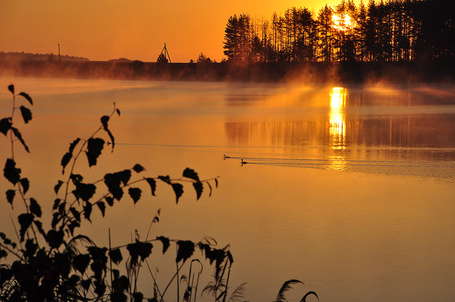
332 13 353 31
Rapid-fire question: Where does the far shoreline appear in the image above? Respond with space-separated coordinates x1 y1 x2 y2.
1 59 454 86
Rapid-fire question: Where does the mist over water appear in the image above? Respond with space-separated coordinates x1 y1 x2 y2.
1 77 455 302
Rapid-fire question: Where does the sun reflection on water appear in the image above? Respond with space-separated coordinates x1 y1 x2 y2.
329 87 347 171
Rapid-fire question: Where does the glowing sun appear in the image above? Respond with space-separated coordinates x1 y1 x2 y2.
332 13 353 31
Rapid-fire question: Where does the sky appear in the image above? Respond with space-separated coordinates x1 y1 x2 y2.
1 0 354 63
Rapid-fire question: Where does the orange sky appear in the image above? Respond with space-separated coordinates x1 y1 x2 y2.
0 0 355 63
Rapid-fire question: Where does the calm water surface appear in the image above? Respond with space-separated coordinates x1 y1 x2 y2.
1 77 455 301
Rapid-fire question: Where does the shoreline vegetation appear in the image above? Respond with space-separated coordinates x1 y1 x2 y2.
2 0 454 85
1 59 454 85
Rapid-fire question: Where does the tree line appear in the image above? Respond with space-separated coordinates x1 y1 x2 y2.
223 0 455 63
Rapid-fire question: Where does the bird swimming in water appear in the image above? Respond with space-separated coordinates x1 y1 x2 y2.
223 154 230 160
240 159 247 166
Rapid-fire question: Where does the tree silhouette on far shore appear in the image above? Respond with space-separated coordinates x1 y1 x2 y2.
223 0 455 64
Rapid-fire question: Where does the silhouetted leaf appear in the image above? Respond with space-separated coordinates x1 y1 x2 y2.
8 84 14 94
101 115 109 130
198 243 211 257
6 190 15 206
158 175 171 184
88 246 108 266
0 118 12 135
19 106 32 124
69 274 80 287
18 213 34 242
94 282 106 297
301 291 319 302
133 292 144 302
11 127 29 152
227 250 234 264
20 178 29 194
193 181 203 200
215 178 219 188
61 152 72 174
118 170 131 185
97 201 106 217
18 92 33 105
69 137 80 152
116 108 121 116
46 229 64 249
73 182 96 202
107 128 115 149
83 201 93 221
73 254 91 274
52 212 61 229
54 180 63 194
58 200 66 213
156 236 170 254
172 183 184 204
101 115 115 150
61 139 81 174
33 220 46 237
207 182 213 197
81 279 92 290
205 248 225 267
105 196 114 206
30 198 42 218
86 137 104 167
25 239 38 256
112 270 130 294
128 187 142 204
183 168 200 182
109 248 123 265
4 158 21 185
145 178 156 196
53 198 61 210
133 164 145 173
70 207 81 222
0 249 8 259
176 240 195 263
104 170 131 200
127 240 153 265
70 173 83 184
111 292 127 302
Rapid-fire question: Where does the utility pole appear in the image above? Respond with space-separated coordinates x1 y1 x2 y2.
158 43 171 63
58 43 61 62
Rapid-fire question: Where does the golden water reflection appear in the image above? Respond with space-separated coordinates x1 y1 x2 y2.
329 87 347 171
224 84 455 173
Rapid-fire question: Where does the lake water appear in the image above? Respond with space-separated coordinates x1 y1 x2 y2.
1 77 455 302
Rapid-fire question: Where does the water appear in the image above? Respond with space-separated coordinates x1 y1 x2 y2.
1 77 455 301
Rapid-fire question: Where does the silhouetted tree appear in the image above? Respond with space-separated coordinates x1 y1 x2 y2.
197 52 212 63
317 5 334 62
223 14 252 62
222 0 455 64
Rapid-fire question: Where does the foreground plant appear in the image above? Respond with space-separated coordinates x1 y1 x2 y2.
0 84 240 302
275 279 319 302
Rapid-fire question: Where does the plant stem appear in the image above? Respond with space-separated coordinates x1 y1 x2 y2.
176 244 180 302
145 260 163 301
160 261 185 302
109 228 113 289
